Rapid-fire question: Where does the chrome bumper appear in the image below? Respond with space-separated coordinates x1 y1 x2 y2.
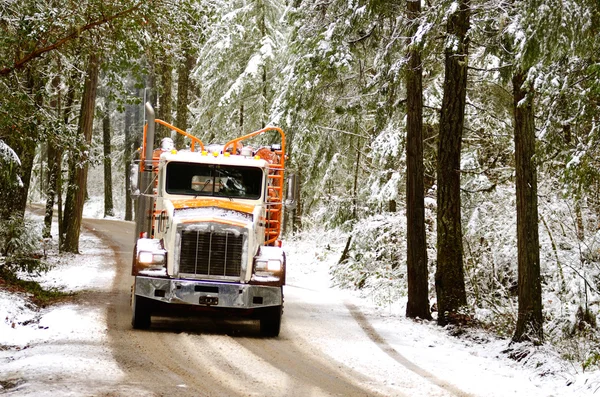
134 276 282 309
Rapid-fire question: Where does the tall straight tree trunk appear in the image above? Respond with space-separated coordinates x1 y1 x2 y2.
39 143 46 198
156 56 173 141
129 89 143 222
239 103 244 133
405 0 431 320
133 88 143 151
44 75 61 238
174 53 195 148
294 166 303 233
352 137 361 219
103 96 114 217
124 103 133 221
62 53 100 253
57 75 78 247
262 66 268 129
259 3 268 129
435 0 470 326
44 141 60 237
512 69 543 343
146 71 158 147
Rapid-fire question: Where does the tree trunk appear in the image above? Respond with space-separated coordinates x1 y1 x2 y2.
405 0 431 320
260 1 267 129
262 65 268 129
435 0 470 326
39 142 46 199
124 103 133 221
157 56 173 141
131 89 143 222
44 76 62 238
43 141 59 238
353 138 361 219
0 134 35 222
576 200 584 241
4 68 42 221
133 88 143 151
512 69 543 343
291 164 303 234
58 75 78 247
174 53 195 148
62 53 100 253
103 96 114 217
13 71 42 220
16 139 36 217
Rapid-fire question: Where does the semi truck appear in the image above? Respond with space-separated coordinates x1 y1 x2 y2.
130 103 292 336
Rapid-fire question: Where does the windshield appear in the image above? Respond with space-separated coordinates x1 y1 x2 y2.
165 162 263 199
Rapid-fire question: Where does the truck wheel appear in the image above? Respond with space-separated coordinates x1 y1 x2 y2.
260 305 282 337
132 294 152 329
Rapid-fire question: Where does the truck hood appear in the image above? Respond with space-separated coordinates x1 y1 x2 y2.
171 198 255 214
170 198 255 226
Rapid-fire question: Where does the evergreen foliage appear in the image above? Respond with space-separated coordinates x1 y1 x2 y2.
0 215 49 276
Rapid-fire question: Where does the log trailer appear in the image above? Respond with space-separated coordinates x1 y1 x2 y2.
130 103 291 336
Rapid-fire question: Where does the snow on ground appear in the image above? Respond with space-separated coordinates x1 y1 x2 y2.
284 227 600 397
0 212 125 395
1 211 600 395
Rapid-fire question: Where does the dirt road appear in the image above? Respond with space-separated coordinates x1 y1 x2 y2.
84 218 463 397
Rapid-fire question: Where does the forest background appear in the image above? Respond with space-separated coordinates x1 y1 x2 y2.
1 0 600 371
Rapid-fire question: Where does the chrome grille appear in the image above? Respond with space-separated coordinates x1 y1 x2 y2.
179 228 244 277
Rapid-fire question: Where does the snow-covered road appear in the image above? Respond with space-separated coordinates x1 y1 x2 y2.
1 216 596 396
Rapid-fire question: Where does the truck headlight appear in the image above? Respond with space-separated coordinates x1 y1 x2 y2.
251 246 286 285
133 238 168 277
255 259 282 272
138 251 166 265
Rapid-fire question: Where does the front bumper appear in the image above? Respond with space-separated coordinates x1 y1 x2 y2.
134 276 282 309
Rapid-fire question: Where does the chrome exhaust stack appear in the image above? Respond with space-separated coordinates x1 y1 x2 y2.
134 102 157 240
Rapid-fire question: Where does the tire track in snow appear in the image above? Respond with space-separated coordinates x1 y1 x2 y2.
344 301 474 397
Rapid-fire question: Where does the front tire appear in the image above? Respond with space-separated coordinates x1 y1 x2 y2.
260 305 282 337
132 294 152 329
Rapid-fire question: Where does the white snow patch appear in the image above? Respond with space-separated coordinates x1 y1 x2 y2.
284 226 600 396
0 139 21 166
0 211 125 395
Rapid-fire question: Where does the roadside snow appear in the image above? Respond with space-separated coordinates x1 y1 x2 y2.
0 213 124 395
284 227 600 397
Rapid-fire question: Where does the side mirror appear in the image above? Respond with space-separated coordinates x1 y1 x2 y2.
130 162 140 197
284 173 298 209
